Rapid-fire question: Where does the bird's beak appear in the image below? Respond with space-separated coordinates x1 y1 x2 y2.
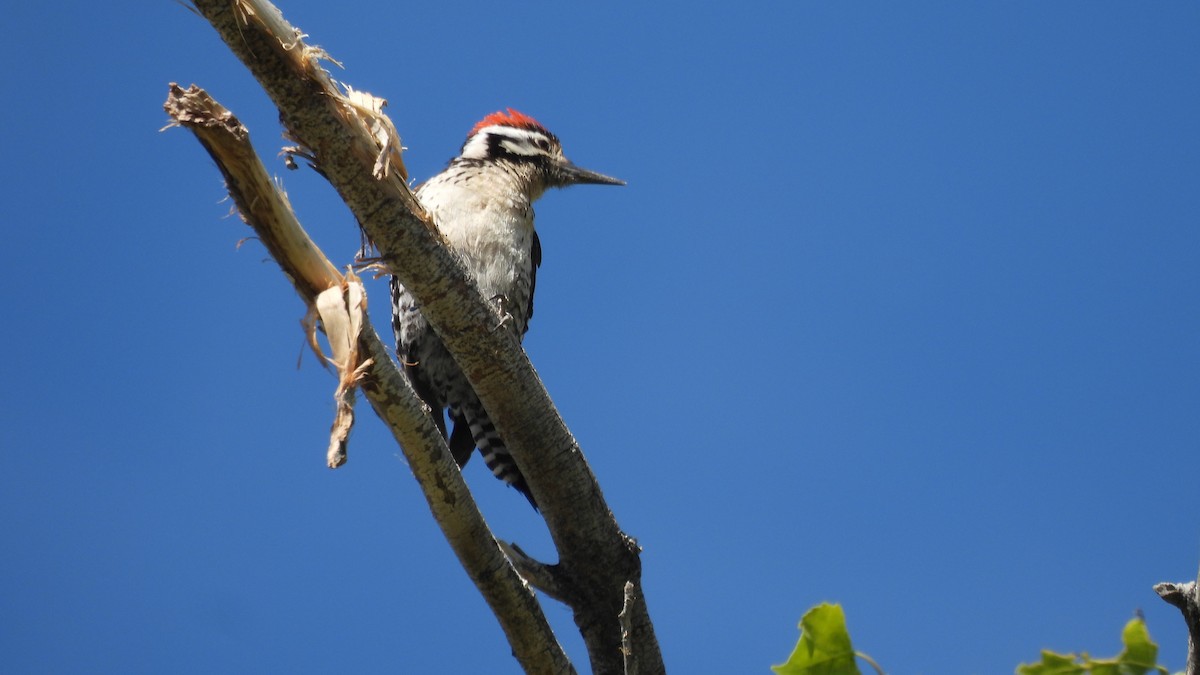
555 159 626 187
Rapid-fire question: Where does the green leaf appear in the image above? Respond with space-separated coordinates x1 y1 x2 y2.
771 603 862 675
1015 616 1168 675
1116 617 1163 675
1015 650 1087 675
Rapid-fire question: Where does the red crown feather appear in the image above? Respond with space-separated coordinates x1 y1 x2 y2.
469 108 548 137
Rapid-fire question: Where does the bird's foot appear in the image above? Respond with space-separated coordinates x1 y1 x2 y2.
489 294 515 332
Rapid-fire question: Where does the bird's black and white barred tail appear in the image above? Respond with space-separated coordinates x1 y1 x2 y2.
451 401 537 509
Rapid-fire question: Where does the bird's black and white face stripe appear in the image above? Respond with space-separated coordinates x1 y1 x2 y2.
460 125 563 163
450 110 624 189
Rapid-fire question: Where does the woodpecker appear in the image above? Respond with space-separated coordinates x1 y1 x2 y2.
390 109 623 508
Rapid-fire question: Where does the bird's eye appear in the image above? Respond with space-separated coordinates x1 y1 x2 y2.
535 138 550 151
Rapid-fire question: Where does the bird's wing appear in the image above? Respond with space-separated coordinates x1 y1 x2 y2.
391 275 447 439
524 230 542 333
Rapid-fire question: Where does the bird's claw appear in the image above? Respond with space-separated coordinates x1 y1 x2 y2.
489 294 515 332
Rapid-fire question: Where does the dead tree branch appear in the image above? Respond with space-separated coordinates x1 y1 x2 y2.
1155 562 1200 675
173 1 663 672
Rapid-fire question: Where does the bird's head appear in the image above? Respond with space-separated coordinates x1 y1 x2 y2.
458 108 625 193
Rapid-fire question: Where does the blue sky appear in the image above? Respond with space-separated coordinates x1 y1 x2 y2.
2 2 1197 673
